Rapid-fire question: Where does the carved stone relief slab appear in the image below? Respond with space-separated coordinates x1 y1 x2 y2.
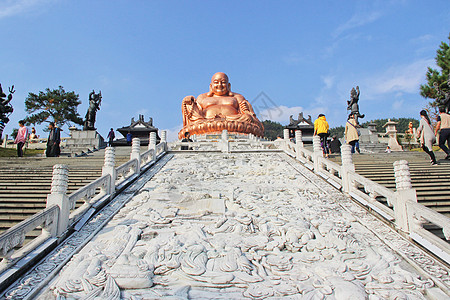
17 153 450 299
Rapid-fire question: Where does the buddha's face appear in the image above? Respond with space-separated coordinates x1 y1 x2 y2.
210 73 230 96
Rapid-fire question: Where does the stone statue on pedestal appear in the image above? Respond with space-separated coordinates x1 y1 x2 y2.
347 86 365 122
83 90 102 130
0 83 15 139
179 72 264 139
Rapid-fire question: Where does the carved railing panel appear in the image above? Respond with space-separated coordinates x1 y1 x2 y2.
407 201 450 264
140 149 154 167
68 175 110 221
0 205 59 262
115 159 138 184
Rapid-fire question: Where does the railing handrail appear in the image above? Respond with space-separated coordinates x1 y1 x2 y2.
0 137 168 280
68 174 110 205
276 133 449 263
0 204 59 257
116 158 138 178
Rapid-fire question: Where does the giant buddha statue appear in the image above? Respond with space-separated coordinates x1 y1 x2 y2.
179 72 264 139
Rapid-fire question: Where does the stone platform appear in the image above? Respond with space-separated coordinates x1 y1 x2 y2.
10 152 446 299
65 129 106 155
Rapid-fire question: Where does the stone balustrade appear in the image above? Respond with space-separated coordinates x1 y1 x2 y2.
281 130 450 263
0 205 59 272
0 134 167 282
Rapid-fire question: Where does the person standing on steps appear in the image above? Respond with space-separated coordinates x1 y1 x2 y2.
314 114 330 158
345 114 360 154
435 106 450 160
107 128 115 147
46 122 61 157
14 120 28 157
126 131 132 146
417 110 437 166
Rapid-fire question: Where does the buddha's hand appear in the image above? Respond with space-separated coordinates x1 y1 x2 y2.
182 96 195 105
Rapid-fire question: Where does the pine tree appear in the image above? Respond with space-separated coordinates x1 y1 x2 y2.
420 34 450 107
262 120 283 140
24 86 83 128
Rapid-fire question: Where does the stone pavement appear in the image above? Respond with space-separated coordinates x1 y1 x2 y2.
8 152 446 299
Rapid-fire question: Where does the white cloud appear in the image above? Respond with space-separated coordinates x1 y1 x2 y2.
322 75 335 89
364 58 434 97
0 0 55 19
392 99 404 110
164 124 183 142
333 10 382 38
282 53 303 65
258 105 329 125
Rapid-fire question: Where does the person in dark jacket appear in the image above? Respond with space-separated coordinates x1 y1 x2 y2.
329 135 341 154
46 122 61 157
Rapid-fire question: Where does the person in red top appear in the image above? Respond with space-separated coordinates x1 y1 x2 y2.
14 120 29 157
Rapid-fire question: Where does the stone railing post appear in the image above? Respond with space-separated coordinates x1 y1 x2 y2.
102 147 116 195
393 160 417 232
295 130 303 146
148 132 156 151
312 135 323 172
130 138 141 172
340 144 354 194
295 130 303 160
161 130 167 151
46 164 70 236
283 129 290 141
221 129 230 153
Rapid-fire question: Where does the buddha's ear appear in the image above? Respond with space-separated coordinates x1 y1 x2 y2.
207 84 213 97
228 83 233 96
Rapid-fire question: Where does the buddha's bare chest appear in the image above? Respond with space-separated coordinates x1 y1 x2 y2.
199 97 238 108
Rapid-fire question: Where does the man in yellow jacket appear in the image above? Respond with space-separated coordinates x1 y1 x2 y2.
314 114 330 157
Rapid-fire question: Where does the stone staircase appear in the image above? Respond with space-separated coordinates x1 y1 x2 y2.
328 150 450 217
0 147 133 237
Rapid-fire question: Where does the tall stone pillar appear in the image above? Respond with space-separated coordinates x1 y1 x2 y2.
161 131 167 143
312 135 323 173
148 132 156 151
340 144 354 194
46 164 70 236
130 138 141 172
283 129 290 141
393 160 417 231
295 130 303 161
222 130 230 153
295 130 303 147
102 147 116 195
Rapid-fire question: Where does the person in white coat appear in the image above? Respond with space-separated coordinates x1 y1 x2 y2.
417 110 437 166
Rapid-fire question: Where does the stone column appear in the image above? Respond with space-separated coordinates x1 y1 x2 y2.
102 147 116 195
283 129 290 141
312 135 323 173
222 130 230 153
161 130 167 151
295 130 303 161
340 144 354 194
46 164 70 236
295 130 303 147
393 160 417 232
148 132 156 151
222 129 228 141
130 138 141 172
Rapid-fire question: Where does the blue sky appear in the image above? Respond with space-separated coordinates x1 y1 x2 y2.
1 0 449 141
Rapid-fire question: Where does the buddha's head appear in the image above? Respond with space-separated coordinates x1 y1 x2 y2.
208 72 233 96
